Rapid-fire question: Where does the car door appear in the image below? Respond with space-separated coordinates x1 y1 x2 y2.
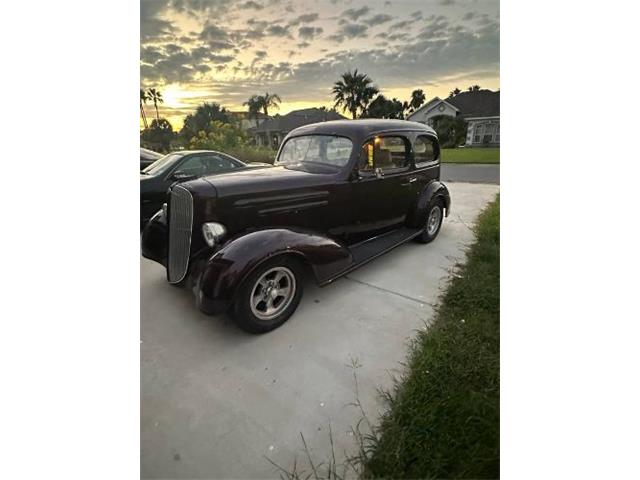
349 134 416 244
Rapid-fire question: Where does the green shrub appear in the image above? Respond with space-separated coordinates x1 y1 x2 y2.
431 114 468 148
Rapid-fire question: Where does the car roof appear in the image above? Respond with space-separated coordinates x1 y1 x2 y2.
169 150 245 163
286 119 437 139
140 147 163 158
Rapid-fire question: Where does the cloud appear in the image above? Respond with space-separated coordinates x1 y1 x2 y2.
199 24 234 49
266 24 291 37
288 13 320 26
342 6 371 21
298 26 323 40
328 22 368 42
140 39 237 84
368 14 393 24
390 20 412 30
238 0 263 9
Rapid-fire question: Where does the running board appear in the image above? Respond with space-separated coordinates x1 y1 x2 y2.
320 227 422 285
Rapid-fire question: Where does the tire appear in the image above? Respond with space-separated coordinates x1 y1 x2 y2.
415 198 445 244
232 256 304 334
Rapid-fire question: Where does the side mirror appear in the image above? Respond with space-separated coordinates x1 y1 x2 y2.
172 170 196 181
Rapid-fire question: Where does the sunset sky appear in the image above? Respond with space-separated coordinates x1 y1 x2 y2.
140 0 500 128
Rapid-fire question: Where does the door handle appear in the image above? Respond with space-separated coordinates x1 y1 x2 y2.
402 177 417 186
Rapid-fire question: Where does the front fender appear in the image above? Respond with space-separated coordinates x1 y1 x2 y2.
141 208 168 266
407 181 451 228
196 228 353 314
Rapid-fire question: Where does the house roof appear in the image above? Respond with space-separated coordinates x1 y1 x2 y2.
249 108 347 134
229 111 269 119
446 90 500 118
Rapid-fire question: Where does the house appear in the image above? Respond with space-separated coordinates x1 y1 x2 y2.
227 111 270 131
248 107 347 148
407 89 500 146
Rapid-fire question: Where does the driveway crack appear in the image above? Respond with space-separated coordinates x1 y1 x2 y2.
343 276 430 305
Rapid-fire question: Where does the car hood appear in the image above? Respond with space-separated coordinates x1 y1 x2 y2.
201 165 333 198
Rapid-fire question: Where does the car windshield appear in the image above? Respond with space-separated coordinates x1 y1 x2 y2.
142 153 183 175
276 135 353 169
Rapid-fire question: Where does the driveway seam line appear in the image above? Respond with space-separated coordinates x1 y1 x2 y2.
343 276 427 305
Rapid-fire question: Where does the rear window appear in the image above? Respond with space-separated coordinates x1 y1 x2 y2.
414 135 439 166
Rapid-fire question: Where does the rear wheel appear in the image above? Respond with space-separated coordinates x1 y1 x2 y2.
415 198 444 244
232 257 304 334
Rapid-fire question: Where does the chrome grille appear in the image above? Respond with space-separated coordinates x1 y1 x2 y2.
168 186 193 284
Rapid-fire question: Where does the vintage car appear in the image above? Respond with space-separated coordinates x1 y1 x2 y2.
141 120 451 333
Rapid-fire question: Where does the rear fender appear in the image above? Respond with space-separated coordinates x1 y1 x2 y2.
196 228 353 314
407 180 451 228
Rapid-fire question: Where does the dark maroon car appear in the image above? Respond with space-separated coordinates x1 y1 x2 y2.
142 119 451 333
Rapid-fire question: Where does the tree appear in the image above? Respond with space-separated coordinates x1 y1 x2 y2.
251 93 281 148
146 88 163 121
407 89 426 114
448 87 462 98
430 115 468 148
332 69 379 119
467 85 481 92
141 118 175 152
140 88 148 129
257 92 281 117
180 102 230 140
243 95 263 126
365 95 405 119
187 120 249 150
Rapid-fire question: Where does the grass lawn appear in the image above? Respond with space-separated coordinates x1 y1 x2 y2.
441 147 500 164
363 196 500 479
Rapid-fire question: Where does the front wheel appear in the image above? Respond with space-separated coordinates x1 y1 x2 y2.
415 198 444 244
232 257 304 334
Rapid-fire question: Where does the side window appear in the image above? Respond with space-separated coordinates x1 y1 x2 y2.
202 155 239 173
414 135 439 166
177 156 207 176
358 136 409 173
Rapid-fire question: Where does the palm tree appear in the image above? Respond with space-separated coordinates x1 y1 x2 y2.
449 87 461 98
140 89 149 129
259 92 282 117
147 88 163 121
243 95 263 126
332 69 379 119
408 89 426 114
250 93 281 148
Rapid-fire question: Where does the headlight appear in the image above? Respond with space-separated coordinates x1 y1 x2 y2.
202 222 226 247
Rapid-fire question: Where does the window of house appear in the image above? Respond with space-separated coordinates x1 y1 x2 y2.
359 136 409 173
483 123 495 144
473 123 484 143
414 135 439 166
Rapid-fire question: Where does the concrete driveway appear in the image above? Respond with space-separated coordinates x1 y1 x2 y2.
141 182 500 479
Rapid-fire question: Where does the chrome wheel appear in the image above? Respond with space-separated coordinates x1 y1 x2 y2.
426 205 442 236
250 267 297 321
